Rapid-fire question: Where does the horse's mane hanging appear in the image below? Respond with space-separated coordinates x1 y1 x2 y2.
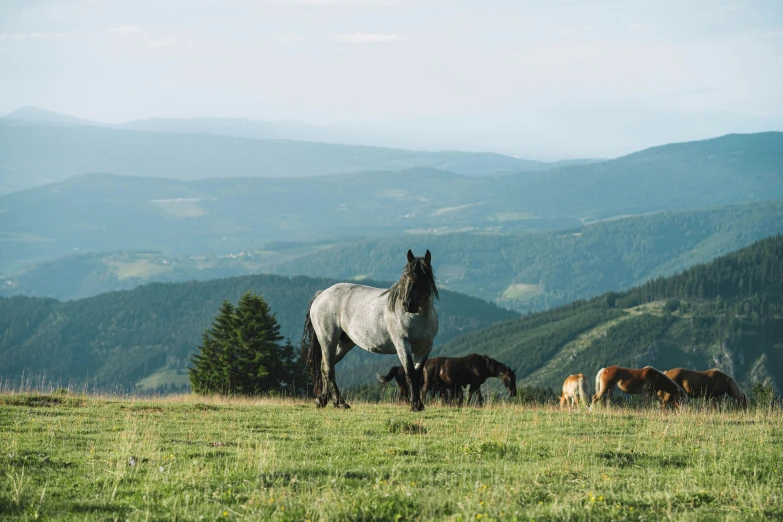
383 257 439 310
484 355 510 376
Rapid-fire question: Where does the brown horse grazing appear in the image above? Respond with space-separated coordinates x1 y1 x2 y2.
592 365 687 411
422 354 517 407
378 360 443 403
376 366 410 403
658 368 748 409
560 373 589 410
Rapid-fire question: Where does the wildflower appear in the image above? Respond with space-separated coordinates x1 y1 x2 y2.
538 501 543 505
411 482 415 486
598 496 603 501
479 501 485 506
476 515 482 520
630 507 634 511
223 511 228 517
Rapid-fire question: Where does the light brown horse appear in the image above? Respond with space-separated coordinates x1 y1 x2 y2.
560 373 589 410
658 368 748 409
592 365 687 410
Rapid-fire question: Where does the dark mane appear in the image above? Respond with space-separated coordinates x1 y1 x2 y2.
383 257 439 310
484 355 510 377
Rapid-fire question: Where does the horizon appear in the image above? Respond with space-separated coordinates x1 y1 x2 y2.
2 1 783 158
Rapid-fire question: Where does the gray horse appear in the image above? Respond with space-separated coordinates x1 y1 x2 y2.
302 249 439 411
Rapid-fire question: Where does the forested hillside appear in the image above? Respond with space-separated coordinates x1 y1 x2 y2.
2 132 781 276
276 200 783 312
0 274 516 390
436 234 783 392
4 199 782 306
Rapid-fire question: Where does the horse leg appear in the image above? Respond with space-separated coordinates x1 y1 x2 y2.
328 339 354 408
318 335 348 409
476 387 484 407
395 341 424 412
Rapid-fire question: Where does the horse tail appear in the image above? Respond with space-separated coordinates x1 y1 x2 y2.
594 368 605 400
302 292 323 397
377 367 398 384
727 375 749 409
577 374 589 405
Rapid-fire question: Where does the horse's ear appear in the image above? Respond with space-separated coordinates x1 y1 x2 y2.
407 249 415 263
424 249 432 264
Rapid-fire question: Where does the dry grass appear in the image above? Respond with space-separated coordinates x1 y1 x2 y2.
0 392 780 521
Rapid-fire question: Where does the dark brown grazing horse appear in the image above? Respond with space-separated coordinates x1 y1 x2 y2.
658 368 748 409
422 354 517 406
376 366 410 403
377 360 443 403
592 365 687 411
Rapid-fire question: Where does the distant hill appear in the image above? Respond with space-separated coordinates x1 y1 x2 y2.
275 200 783 312
5 106 94 126
2 132 782 275
0 274 517 390
436 234 783 392
5 200 783 308
0 118 556 193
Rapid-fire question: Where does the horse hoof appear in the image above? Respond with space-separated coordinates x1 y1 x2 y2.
411 402 425 412
315 397 328 408
335 403 351 409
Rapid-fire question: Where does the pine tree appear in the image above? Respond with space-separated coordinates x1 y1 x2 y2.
189 292 296 395
189 300 236 394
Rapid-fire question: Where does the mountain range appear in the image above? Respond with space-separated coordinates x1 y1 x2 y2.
1 234 780 393
2 132 781 277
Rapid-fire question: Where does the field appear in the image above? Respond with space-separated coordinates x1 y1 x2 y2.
1 393 781 521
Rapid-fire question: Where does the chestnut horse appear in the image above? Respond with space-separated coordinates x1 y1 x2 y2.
592 365 687 410
422 354 517 406
560 373 589 410
658 368 748 409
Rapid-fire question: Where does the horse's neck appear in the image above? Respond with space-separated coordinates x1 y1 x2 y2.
484 357 503 378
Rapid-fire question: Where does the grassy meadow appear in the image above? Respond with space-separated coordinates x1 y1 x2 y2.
0 393 781 521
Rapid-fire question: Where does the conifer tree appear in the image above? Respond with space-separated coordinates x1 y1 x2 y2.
189 292 296 395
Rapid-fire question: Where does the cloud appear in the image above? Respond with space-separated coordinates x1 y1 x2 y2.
108 26 143 36
332 32 405 43
144 37 179 49
271 33 308 45
628 22 657 32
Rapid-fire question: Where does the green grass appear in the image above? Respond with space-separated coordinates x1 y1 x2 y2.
1 393 781 521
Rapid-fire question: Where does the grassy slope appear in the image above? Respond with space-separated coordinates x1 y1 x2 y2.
0 394 781 521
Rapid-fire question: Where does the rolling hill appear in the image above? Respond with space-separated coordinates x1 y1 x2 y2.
5 199 783 309
275 200 783 312
0 274 517 390
2 132 782 276
436 234 783 392
0 117 554 194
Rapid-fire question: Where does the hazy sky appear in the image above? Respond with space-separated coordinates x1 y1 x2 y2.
1 0 782 126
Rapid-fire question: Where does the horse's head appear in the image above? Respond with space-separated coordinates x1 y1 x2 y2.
502 367 517 397
399 249 438 313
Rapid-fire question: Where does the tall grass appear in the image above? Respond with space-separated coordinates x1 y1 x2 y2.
1 392 780 521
